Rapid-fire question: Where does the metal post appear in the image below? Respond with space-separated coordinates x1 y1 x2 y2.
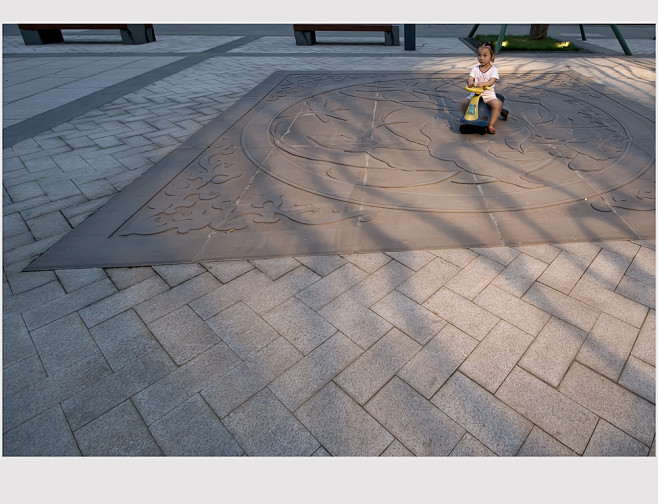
610 24 633 55
579 24 587 40
404 24 416 51
495 24 507 53
467 24 479 38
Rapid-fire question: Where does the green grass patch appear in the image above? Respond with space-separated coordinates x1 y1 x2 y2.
475 34 579 51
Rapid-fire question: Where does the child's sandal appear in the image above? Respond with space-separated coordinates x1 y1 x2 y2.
488 125 496 134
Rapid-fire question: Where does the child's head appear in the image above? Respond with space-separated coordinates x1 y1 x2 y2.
476 41 496 64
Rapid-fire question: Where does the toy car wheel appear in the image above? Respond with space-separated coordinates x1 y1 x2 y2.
501 109 509 120
459 124 468 134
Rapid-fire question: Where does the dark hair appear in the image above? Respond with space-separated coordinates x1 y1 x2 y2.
477 41 496 61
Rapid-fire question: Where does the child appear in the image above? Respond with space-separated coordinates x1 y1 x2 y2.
461 41 503 134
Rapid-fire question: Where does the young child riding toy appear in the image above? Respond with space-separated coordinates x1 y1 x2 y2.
461 41 503 134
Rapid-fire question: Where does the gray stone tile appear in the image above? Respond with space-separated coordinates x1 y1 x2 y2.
449 433 496 457
5 180 45 202
106 266 156 290
201 338 302 418
264 297 336 355
312 447 331 456
268 333 362 411
335 328 420 405
559 362 655 446
224 388 319 456
318 293 392 350
396 257 460 304
39 179 81 201
571 278 648 328
242 265 320 315
632 309 655 366
148 395 243 456
132 342 241 425
294 255 346 276
582 248 632 290
365 377 464 456
514 243 561 263
296 382 393 456
153 263 206 287
618 356 655 404
2 212 29 238
386 250 435 271
55 267 107 293
89 309 161 372
398 324 477 399
445 255 505 300
3 354 46 397
519 317 588 387
616 275 655 309
30 312 100 374
556 242 602 262
2 281 65 321
3 231 69 267
583 420 650 456
381 439 414 456
202 259 254 284
79 275 170 327
491 253 548 297
495 367 598 454
431 372 532 456
626 246 655 286
371 290 446 345
596 240 641 260
522 283 600 332
76 178 117 199
207 301 280 360
3 406 80 456
340 252 391 273
537 250 590 294
74 400 162 456
576 313 639 381
424 287 499 341
250 256 300 280
3 258 57 296
340 260 414 307
459 320 533 393
2 315 37 369
22 278 117 330
296 263 367 310
61 348 175 431
148 305 220 365
475 284 551 336
516 427 578 456
470 246 520 266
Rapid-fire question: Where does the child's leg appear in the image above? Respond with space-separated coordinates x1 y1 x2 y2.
488 98 503 130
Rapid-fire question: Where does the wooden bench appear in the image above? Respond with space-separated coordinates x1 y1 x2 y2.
18 24 156 45
293 24 399 46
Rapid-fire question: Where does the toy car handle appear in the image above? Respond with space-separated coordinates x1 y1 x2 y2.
465 85 490 93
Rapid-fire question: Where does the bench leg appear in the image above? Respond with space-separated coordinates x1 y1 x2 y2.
19 28 64 45
294 30 316 45
120 24 156 45
385 26 400 46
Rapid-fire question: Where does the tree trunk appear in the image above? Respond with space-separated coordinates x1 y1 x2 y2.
529 24 550 40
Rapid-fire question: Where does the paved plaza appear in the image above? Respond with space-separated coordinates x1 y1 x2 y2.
2 24 656 465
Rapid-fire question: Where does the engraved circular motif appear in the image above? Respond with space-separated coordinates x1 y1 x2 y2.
243 75 653 212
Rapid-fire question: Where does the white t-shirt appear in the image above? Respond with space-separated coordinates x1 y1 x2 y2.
468 64 499 100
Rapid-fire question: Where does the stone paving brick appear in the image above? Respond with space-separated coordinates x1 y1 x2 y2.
135 272 221 324
3 354 46 397
152 263 206 287
2 212 29 238
3 406 80 456
616 275 655 309
296 382 393 456
341 252 391 273
582 248 632 290
386 250 435 271
556 241 602 262
89 309 161 372
25 211 71 240
55 268 106 293
445 255 505 300
559 362 655 447
263 297 336 355
3 258 57 296
583 420 650 456
495 367 598 454
424 287 500 341
296 262 367 311
475 284 550 336
365 377 464 456
516 426 578 456
341 259 414 308
30 312 100 374
372 290 446 345
449 433 496 456
618 356 655 404
537 250 590 294
522 283 600 332
224 388 320 456
201 259 254 284
576 313 639 381
632 309 655 366
459 321 533 393
206 301 280 360
381 439 415 456
2 231 35 252
519 317 588 387
201 337 302 418
19 194 87 220
596 240 642 261
147 305 221 365
39 178 81 201
432 372 533 456
269 333 362 411
396 257 460 304
75 178 117 199
148 394 244 456
491 253 548 297
2 315 37 369
5 180 45 202
3 352 111 432
398 324 477 399
318 293 392 350
335 328 420 405
571 278 648 328
626 246 655 286
242 266 320 315
189 269 266 320
250 257 300 280
294 255 346 277
79 275 170 328
132 342 241 425
514 243 561 263
73 400 162 456
105 266 156 290
61 348 175 431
